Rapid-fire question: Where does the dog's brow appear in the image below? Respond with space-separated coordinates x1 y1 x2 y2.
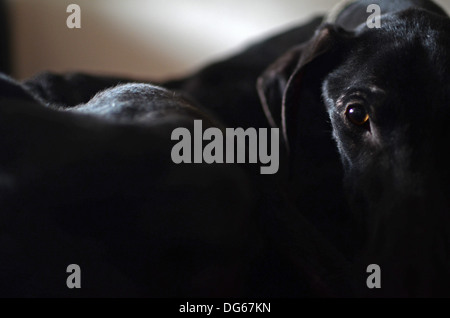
338 86 385 101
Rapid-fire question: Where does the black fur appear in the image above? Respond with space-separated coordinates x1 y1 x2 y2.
1 0 449 297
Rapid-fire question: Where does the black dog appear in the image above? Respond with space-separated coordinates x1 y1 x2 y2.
1 0 450 297
257 0 450 296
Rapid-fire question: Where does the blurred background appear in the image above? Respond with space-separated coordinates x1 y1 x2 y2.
2 0 450 80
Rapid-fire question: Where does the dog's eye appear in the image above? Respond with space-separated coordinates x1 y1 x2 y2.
345 103 369 126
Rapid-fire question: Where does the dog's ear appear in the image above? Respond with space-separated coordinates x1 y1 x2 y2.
257 45 304 130
258 25 356 252
257 24 353 152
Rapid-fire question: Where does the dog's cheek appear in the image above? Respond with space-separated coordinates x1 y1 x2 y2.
327 114 358 171
323 95 358 169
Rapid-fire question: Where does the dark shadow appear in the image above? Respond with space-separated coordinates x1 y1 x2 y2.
0 0 10 74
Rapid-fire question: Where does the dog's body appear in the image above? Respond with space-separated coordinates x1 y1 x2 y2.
1 0 449 297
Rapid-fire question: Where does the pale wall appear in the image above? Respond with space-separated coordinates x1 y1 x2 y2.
7 0 450 80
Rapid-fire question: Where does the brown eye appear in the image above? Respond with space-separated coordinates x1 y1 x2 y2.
346 103 369 126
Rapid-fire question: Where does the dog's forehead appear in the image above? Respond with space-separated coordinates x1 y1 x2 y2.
333 10 450 104
358 10 450 71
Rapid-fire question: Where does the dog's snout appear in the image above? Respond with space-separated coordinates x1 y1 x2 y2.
349 116 450 296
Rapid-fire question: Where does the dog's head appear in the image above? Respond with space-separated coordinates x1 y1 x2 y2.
258 7 450 296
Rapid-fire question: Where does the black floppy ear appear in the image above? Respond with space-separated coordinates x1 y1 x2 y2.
257 24 353 152
258 25 357 253
257 45 304 130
